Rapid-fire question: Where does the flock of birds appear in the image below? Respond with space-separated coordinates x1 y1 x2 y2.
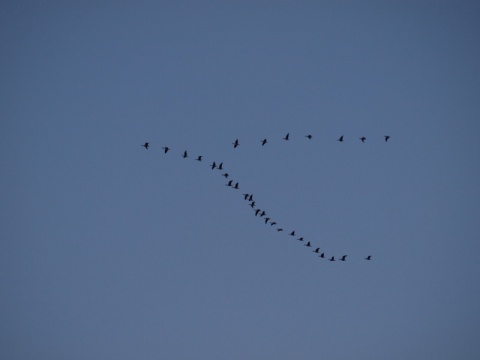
142 133 391 262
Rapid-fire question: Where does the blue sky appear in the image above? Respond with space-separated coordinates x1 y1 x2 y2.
2 1 480 359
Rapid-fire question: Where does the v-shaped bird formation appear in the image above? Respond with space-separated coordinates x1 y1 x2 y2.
141 133 388 263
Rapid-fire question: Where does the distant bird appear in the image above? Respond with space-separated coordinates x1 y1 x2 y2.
305 241 311 247
162 146 170 153
305 134 313 140
182 150 188 158
226 180 233 187
233 139 240 148
329 256 335 261
283 133 290 141
222 173 229 178
289 231 295 236
313 248 320 253
297 237 304 241
270 221 277 226
259 211 266 217
142 142 149 149
359 137 366 143
195 155 203 161
261 138 268 146
337 135 344 142
243 193 250 200
218 162 223 170
250 201 255 208
248 194 253 201
339 255 347 261
210 162 216 169
384 135 390 142
277 228 284 232
365 255 372 260
319 253 325 258
233 182 239 189
255 209 261 216
264 217 270 224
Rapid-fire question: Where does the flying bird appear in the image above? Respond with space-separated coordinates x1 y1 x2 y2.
264 217 270 224
261 138 268 146
195 155 203 161
218 162 223 170
226 180 233 187
259 211 266 217
384 135 390 142
339 255 347 261
255 209 261 216
162 146 170 153
182 151 188 158
233 139 240 148
305 241 311 247
359 137 366 143
142 142 149 149
243 193 250 200
289 231 295 236
365 255 372 260
337 135 344 142
329 256 335 262
283 133 290 141
277 228 284 232
305 134 313 140
319 253 325 258
210 162 216 170
270 221 277 226
222 173 229 178
233 182 239 189
250 201 256 208
297 237 304 241
248 194 253 201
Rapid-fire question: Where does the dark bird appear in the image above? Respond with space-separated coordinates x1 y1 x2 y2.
195 155 203 161
305 134 313 140
218 162 223 170
313 248 320 253
162 146 170 153
305 241 311 247
277 228 284 232
248 194 253 201
222 173 229 178
260 211 266 217
210 162 216 170
359 137 366 143
261 138 268 146
250 201 255 208
365 255 372 260
337 135 344 142
255 209 261 216
142 142 149 149
283 133 290 141
270 221 277 226
182 150 188 158
340 255 347 261
384 135 390 142
226 180 233 187
319 253 325 258
289 231 295 236
329 256 335 261
233 182 239 189
264 217 270 224
297 237 304 241
243 193 250 200
233 139 240 148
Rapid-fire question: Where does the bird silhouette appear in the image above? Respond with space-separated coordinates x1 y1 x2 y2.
142 142 149 149
233 182 239 189
297 237 304 241
339 255 347 261
329 256 335 261
270 221 277 226
222 173 229 178
283 133 290 141
162 146 171 153
305 241 311 247
255 209 261 216
277 228 284 232
226 180 233 187
313 248 320 253
233 139 240 148
250 201 255 208
261 138 268 146
384 135 390 142
305 134 313 140
195 155 203 161
337 135 344 142
319 253 325 258
264 217 270 224
210 162 216 169
243 193 250 200
182 151 188 158
248 194 253 201
365 255 372 260
218 162 223 170
289 231 295 236
259 211 266 217
359 137 366 143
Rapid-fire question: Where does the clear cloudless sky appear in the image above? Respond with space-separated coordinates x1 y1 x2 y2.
1 1 480 359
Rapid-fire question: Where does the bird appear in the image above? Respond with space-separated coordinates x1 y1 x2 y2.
248 194 253 201
142 142 149 149
233 139 240 148
218 162 223 170
259 211 266 217
305 241 311 247
289 231 295 236
305 134 313 140
222 173 229 178
270 221 277 226
329 256 335 261
339 255 347 261
226 180 233 187
233 182 239 189
182 150 188 158
365 255 372 260
319 253 325 258
261 138 268 146
297 237 304 241
359 137 366 143
313 248 320 253
337 135 344 142
243 193 250 200
384 135 390 142
250 201 256 208
210 162 216 169
264 217 270 224
195 155 203 161
283 133 290 141
277 228 284 232
255 209 261 216
162 146 171 154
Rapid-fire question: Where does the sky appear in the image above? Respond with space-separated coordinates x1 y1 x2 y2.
1 1 480 359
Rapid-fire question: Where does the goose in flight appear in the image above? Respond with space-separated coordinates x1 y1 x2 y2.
365 255 372 260
250 201 255 208
297 237 304 241
261 138 268 146
195 155 203 161
222 173 229 178
337 135 344 142
289 231 295 236
270 221 277 226
233 182 239 189
339 255 347 261
319 253 325 258
233 139 240 148
305 241 311 247
255 209 261 216
264 217 270 224
248 194 253 201
313 248 320 253
384 135 390 142
182 151 188 158
359 137 366 143
226 180 233 187
329 256 335 261
218 162 223 170
142 142 149 149
162 146 170 153
283 133 290 141
210 162 216 170
305 134 313 140
259 210 266 217
277 228 284 232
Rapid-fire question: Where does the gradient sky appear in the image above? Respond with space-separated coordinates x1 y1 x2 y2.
2 1 480 359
